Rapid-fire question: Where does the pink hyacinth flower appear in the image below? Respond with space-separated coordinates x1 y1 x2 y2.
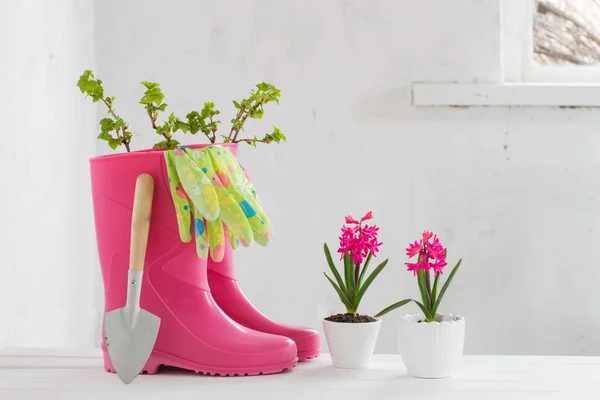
405 230 447 276
345 215 359 225
361 211 373 222
338 212 382 265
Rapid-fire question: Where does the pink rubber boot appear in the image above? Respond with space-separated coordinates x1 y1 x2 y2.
208 243 321 361
91 145 297 376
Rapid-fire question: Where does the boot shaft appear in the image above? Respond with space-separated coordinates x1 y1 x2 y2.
89 147 219 310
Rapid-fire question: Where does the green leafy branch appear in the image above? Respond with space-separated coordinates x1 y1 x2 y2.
226 83 286 145
186 102 221 143
375 259 462 322
77 70 132 151
231 126 286 147
78 70 287 151
323 243 389 316
139 81 189 150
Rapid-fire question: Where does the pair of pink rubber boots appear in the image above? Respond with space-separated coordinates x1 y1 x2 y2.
90 144 320 376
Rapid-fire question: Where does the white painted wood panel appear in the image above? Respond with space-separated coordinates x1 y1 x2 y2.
1 349 600 399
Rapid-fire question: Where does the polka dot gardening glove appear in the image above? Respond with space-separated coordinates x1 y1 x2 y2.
164 145 273 261
165 150 208 258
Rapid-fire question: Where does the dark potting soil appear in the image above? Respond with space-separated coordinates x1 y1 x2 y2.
325 313 377 323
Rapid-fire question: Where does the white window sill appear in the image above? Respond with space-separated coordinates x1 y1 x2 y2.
412 83 600 107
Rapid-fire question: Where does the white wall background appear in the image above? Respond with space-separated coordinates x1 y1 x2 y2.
0 0 100 349
3 0 600 356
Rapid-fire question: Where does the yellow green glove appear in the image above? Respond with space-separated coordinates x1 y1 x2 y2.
164 145 273 261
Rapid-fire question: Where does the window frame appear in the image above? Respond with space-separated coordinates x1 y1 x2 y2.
503 0 600 83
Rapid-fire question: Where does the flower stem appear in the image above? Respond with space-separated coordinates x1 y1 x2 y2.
236 138 275 145
146 109 173 143
101 98 131 152
209 116 217 143
425 270 433 307
229 97 264 143
425 270 437 322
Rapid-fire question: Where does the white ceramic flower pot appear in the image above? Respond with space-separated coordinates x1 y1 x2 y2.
396 313 465 378
322 319 381 369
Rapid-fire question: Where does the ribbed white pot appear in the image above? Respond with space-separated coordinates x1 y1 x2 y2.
396 313 465 378
323 319 381 369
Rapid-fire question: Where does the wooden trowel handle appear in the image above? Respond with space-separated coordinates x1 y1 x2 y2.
130 173 154 272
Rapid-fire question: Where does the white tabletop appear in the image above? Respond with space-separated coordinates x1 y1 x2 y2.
1 347 599 399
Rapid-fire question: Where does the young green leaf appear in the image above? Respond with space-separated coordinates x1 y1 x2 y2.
324 243 347 296
187 111 203 134
141 81 159 89
324 272 353 310
432 259 462 315
353 259 389 310
139 81 165 106
185 103 221 143
175 120 189 133
153 139 180 150
380 298 433 321
414 300 434 321
374 299 412 318
77 70 104 102
357 251 373 288
97 131 111 141
432 272 440 304
100 118 114 133
108 138 122 150
261 126 286 144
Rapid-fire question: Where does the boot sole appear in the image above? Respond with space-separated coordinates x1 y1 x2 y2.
104 350 297 377
297 349 321 362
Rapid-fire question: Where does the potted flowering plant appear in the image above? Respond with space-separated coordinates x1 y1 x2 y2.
376 231 464 378
322 212 389 368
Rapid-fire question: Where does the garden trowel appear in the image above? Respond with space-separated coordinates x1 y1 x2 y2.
104 173 161 384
